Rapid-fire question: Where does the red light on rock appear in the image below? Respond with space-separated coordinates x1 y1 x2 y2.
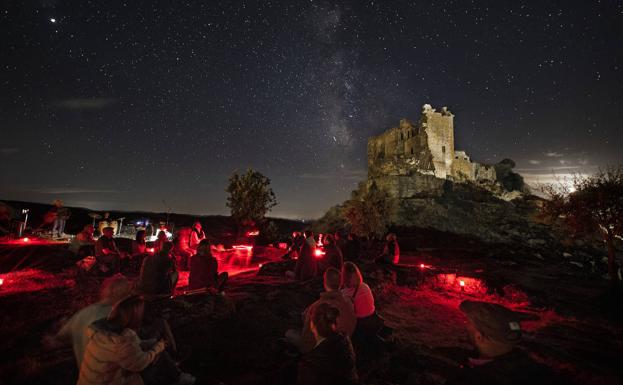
459 280 465 287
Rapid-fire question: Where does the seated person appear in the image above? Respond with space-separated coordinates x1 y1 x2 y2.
341 262 380 348
287 268 356 354
70 224 96 256
188 239 228 291
319 234 343 272
137 242 178 296
296 303 358 385
44 274 131 367
375 233 400 265
78 295 195 385
95 226 124 274
446 300 561 385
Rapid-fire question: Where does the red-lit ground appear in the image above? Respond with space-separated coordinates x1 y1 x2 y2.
0 239 622 385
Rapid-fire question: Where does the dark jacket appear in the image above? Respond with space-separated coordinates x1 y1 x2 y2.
343 238 360 261
321 244 343 272
137 252 175 295
446 349 562 385
295 238 317 281
188 253 218 290
297 333 358 385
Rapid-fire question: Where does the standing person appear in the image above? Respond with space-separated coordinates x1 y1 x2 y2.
290 230 318 281
287 268 357 354
188 221 206 252
154 230 168 253
296 303 358 385
188 239 228 291
376 233 400 265
132 230 147 256
78 295 195 385
44 275 132 367
344 233 360 261
50 199 71 238
320 234 343 272
95 227 123 274
70 224 96 256
446 301 561 385
137 242 178 296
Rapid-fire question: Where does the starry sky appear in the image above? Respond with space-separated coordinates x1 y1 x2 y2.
1 1 622 219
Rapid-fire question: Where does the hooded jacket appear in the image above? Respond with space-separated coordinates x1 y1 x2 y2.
78 319 163 385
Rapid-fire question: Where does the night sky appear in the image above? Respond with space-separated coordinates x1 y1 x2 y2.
1 1 622 219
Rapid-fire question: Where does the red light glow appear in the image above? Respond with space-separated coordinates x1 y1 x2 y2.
0 278 3 286
146 247 155 253
278 242 288 249
314 248 325 258
420 263 425 269
233 245 253 251
459 280 465 287
246 230 260 237
22 237 30 243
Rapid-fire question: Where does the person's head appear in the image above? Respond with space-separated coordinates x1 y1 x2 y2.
304 230 313 239
135 230 146 242
342 262 363 289
292 231 300 238
107 295 145 331
386 233 396 242
334 232 341 241
53 199 63 207
83 224 94 234
103 226 114 238
459 300 522 358
157 230 168 240
310 303 340 340
99 274 132 305
324 234 334 245
104 212 110 219
323 268 341 292
159 241 174 255
193 221 202 231
197 239 211 256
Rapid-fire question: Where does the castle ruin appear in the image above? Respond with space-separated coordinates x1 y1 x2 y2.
367 104 496 192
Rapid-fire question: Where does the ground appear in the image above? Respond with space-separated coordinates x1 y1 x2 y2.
0 232 622 385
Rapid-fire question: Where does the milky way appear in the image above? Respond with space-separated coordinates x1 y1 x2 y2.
1 1 622 218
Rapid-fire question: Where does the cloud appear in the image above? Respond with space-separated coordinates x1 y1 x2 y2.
0 148 20 155
27 188 126 194
544 151 564 157
528 159 540 165
53 98 117 110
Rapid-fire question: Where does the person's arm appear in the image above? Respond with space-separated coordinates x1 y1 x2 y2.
117 332 165 373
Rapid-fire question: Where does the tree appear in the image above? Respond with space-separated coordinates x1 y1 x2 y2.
541 167 623 283
342 182 393 239
226 169 277 226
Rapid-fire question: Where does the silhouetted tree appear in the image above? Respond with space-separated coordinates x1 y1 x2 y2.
541 167 623 283
226 169 277 227
342 182 392 239
495 158 525 192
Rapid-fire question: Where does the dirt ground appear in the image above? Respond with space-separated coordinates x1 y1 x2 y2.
0 235 622 385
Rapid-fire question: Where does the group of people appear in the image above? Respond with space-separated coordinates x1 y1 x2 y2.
283 261 379 384
44 275 196 385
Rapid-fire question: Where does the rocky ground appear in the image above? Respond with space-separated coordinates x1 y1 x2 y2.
0 231 622 385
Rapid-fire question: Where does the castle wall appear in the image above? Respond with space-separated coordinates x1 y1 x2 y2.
420 108 454 178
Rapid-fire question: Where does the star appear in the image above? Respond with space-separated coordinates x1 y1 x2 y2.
50 18 56 23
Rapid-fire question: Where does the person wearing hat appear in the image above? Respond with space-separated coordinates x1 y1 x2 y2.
447 300 560 385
